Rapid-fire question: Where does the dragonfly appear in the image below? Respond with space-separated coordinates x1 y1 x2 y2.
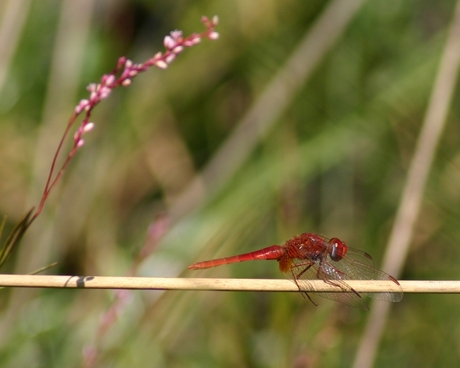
188 232 403 310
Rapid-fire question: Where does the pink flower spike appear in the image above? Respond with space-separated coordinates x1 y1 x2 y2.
165 54 176 64
172 45 184 54
170 30 182 40
154 60 168 69
184 38 200 47
164 35 176 49
99 86 111 100
83 122 95 133
87 83 98 93
30 16 220 227
104 74 116 86
74 128 82 142
208 32 219 40
75 99 89 114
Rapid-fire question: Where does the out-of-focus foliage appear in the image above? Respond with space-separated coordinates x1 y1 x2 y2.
0 0 459 367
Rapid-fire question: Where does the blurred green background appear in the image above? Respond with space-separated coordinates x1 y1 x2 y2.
0 0 459 367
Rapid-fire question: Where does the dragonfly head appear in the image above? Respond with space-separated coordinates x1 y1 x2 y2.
329 238 348 261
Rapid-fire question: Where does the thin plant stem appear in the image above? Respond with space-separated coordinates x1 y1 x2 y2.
353 1 460 367
32 112 79 223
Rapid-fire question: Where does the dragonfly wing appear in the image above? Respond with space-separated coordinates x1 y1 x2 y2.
325 250 403 303
287 258 370 310
342 248 376 266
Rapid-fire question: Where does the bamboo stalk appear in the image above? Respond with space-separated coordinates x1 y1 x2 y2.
0 275 457 293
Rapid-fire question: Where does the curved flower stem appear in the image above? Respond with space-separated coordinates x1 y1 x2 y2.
0 15 219 271
27 15 219 225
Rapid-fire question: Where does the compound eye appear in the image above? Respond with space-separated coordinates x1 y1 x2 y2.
330 238 347 261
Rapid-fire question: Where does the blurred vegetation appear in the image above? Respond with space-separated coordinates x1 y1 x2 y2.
0 0 459 367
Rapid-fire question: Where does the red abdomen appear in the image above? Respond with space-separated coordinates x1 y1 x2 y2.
188 245 286 269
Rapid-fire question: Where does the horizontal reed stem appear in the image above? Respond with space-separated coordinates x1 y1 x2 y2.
0 275 457 293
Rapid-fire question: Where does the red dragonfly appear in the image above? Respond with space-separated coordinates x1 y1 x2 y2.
188 232 403 310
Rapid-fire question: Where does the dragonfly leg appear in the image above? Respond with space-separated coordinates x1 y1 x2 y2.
294 262 313 279
301 291 318 306
289 262 318 306
316 264 362 298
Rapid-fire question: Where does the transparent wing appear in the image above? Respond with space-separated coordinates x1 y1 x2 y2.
285 258 370 310
284 248 403 310
327 247 403 303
